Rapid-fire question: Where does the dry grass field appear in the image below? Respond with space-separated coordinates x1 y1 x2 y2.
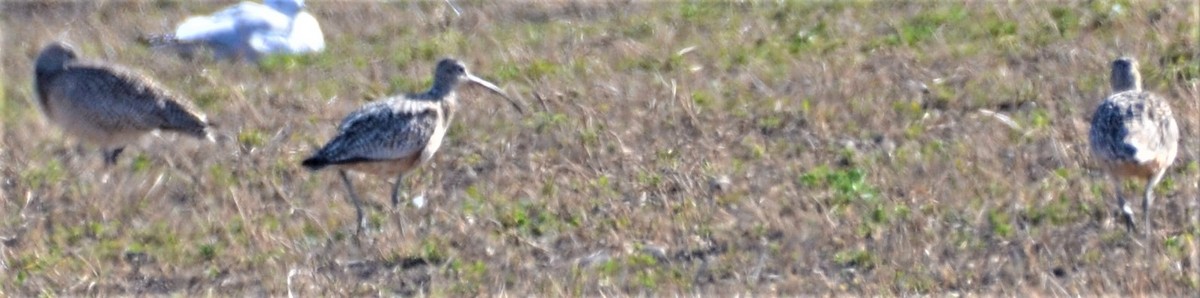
1 0 1199 295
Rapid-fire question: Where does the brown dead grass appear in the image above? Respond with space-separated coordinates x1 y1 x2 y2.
1 0 1199 296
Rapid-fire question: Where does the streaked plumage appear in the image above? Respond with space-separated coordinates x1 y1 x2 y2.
1089 57 1179 234
306 100 445 176
302 58 522 234
34 41 211 165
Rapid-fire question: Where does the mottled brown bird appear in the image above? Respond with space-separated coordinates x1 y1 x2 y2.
34 41 212 165
1089 57 1179 234
302 58 522 234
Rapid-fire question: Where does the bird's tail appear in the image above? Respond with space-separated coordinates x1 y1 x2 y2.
168 122 212 143
301 155 330 171
158 99 214 143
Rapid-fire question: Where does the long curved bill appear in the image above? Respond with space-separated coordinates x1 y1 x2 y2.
466 73 525 114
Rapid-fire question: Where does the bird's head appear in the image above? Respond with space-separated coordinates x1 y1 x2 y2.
1111 57 1142 93
35 41 78 78
433 58 524 114
265 0 305 16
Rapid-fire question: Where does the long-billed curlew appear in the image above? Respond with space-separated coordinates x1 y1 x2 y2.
152 0 324 61
301 58 523 234
33 41 212 165
1089 57 1180 234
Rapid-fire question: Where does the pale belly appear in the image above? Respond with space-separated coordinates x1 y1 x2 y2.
1102 159 1166 180
48 108 144 149
337 154 424 177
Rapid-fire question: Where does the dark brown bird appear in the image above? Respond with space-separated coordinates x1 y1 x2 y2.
34 41 212 165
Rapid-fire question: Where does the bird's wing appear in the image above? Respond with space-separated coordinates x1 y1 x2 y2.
45 63 208 138
175 2 287 42
175 2 251 41
313 99 441 164
1122 93 1177 163
1090 92 1175 164
175 15 233 41
290 12 326 51
250 12 324 54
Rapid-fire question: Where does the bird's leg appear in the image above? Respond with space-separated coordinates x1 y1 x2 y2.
391 172 405 208
103 147 125 166
1112 176 1137 233
1142 169 1168 236
389 172 412 236
339 170 367 236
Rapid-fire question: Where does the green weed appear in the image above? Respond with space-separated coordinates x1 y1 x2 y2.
833 249 876 270
237 128 267 150
890 4 968 47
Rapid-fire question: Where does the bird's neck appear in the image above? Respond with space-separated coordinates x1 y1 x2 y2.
268 3 303 17
1111 70 1142 93
1112 81 1142 93
424 81 459 100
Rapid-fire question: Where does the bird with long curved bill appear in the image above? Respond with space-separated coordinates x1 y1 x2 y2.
302 58 523 235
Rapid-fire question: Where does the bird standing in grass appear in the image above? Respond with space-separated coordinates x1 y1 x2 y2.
1089 57 1179 234
302 58 523 234
152 0 324 61
33 41 212 166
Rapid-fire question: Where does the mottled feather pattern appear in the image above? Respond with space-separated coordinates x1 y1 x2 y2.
1089 90 1178 168
38 62 209 140
304 98 441 168
298 58 512 233
1088 56 1180 233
